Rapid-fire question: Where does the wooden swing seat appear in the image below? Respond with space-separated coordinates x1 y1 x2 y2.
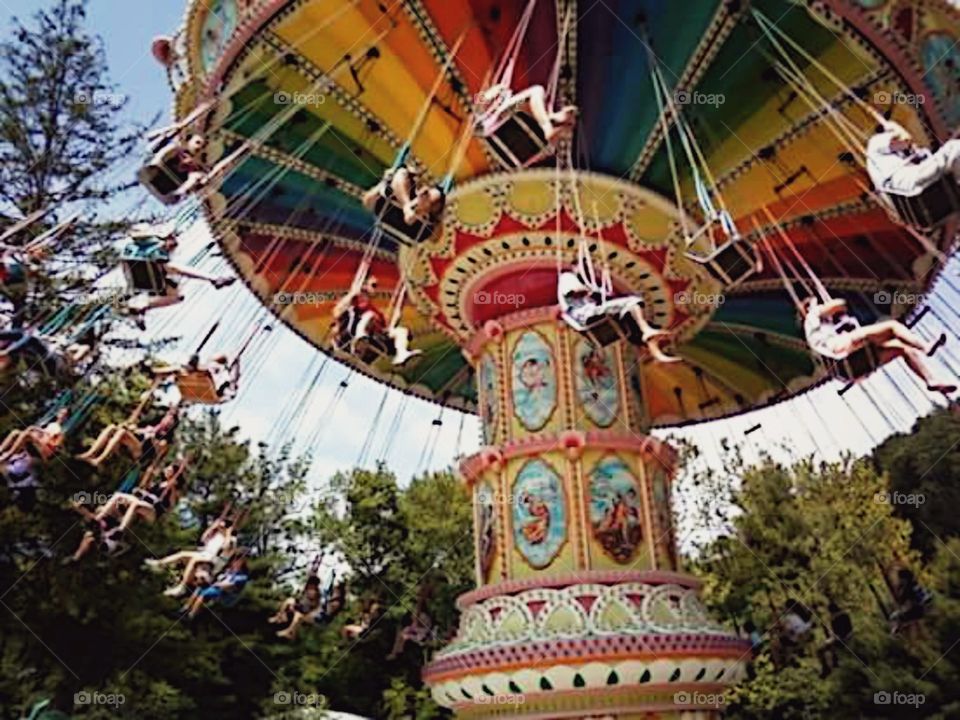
686 239 758 288
377 198 437 246
833 344 879 390
176 369 223 404
353 333 395 365
482 110 554 170
887 173 960 231
563 311 643 349
121 239 170 294
138 146 190 206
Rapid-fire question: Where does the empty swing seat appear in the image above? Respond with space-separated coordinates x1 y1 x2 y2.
176 370 223 404
483 110 553 170
121 239 170 294
687 239 758 287
887 173 960 231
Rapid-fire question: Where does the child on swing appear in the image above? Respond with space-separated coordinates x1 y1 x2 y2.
557 261 678 363
362 166 446 233
476 83 578 145
126 223 234 327
77 402 180 467
800 296 955 394
333 263 421 366
144 515 238 597
0 408 69 463
867 119 960 199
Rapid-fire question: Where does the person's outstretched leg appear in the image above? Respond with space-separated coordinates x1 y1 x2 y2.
78 426 118 461
277 611 306 639
145 550 193 570
627 306 669 342
0 430 25 458
645 336 681 364
269 598 296 624
388 326 421 366
899 347 956 393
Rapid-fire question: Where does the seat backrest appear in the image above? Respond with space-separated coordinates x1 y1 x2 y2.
485 110 551 169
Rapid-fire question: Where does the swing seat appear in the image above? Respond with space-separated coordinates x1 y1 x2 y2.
686 239 758 288
121 239 170 294
832 344 879 385
176 369 224 404
353 333 395 364
887 173 960 231
138 146 190 206
378 199 437 246
563 311 642 348
483 110 553 170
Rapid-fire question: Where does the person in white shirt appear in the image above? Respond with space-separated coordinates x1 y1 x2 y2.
557 266 678 363
866 119 960 197
801 297 955 394
144 518 237 597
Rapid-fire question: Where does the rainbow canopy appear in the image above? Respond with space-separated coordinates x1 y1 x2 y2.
166 0 960 426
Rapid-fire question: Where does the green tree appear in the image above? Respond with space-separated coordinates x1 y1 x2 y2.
874 409 960 557
691 454 960 719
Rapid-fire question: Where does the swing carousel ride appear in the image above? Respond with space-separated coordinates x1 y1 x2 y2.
155 0 960 716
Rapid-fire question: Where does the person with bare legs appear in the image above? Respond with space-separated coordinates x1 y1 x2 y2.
127 229 234 326
476 84 578 144
801 297 955 394
362 166 446 230
144 516 237 597
0 408 69 463
78 402 179 468
558 264 679 363
182 556 250 618
89 459 187 532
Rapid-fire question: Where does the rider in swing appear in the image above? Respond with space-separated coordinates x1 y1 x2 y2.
333 266 420 366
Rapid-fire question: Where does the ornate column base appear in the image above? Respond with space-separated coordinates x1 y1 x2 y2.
424 571 750 719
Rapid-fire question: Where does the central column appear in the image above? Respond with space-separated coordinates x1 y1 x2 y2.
424 306 750 719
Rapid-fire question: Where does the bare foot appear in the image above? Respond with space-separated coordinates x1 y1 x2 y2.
276 629 295 640
647 339 681 364
402 201 419 226
641 327 669 343
550 105 578 126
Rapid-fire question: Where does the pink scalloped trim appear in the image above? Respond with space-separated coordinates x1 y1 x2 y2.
424 632 751 681
456 570 702 609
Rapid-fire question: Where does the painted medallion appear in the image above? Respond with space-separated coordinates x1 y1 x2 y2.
200 0 239 73
511 331 557 431
589 456 643 563
575 339 619 427
512 459 566 569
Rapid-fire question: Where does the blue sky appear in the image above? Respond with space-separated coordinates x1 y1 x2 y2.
3 1 956 536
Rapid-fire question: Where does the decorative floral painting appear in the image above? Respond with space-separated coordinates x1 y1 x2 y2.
575 339 619 427
479 353 499 445
511 459 566 569
589 456 643 563
476 481 497 582
921 32 960 126
511 331 557 431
